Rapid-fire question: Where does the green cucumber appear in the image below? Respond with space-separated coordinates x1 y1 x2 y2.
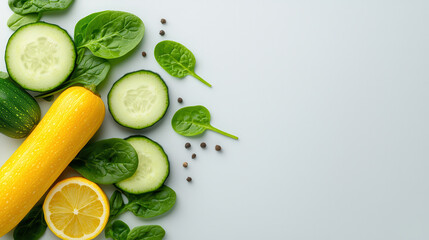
108 70 169 129
116 136 170 194
0 76 41 138
5 22 76 92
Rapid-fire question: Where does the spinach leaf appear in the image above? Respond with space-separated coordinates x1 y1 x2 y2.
127 225 165 240
74 11 104 48
70 138 139 184
7 13 41 31
0 71 8 79
172 105 238 140
123 185 176 218
154 40 211 87
110 190 125 218
36 54 111 98
105 220 130 240
8 0 74 15
13 204 47 240
75 11 145 59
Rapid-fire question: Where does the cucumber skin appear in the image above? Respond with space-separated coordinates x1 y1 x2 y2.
5 22 77 92
0 78 41 138
115 135 170 194
107 70 170 130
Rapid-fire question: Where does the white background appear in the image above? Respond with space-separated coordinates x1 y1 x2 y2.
1 0 429 239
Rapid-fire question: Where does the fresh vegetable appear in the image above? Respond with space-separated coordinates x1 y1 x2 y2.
122 185 176 218
0 86 105 237
116 136 170 194
7 13 41 31
105 220 130 240
172 105 238 140
43 177 109 240
37 54 111 98
109 190 125 218
108 70 169 129
8 0 74 15
109 186 176 219
70 138 139 184
73 11 104 52
154 40 211 87
0 76 40 138
5 22 76 92
13 204 47 240
127 225 165 240
75 11 145 59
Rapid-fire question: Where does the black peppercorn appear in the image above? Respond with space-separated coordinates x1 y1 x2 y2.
200 142 206 148
159 30 165 36
141 51 147 57
161 18 166 24
186 177 192 182
183 162 188 168
178 97 183 103
192 153 196 159
185 142 191 148
215 145 222 151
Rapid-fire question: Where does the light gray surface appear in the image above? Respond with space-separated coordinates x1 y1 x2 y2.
1 0 429 239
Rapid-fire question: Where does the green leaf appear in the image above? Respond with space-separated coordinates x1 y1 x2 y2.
154 40 211 87
7 13 41 31
105 220 130 240
123 185 176 218
109 190 125 218
13 204 47 240
36 54 111 98
8 0 74 15
0 71 9 79
127 225 165 240
171 105 238 140
74 11 104 48
70 138 138 184
75 11 145 59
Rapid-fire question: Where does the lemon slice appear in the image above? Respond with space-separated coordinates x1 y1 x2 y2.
43 177 109 240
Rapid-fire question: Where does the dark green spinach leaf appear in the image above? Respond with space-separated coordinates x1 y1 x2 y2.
74 11 104 48
105 220 130 240
171 105 238 140
8 0 74 15
127 225 165 240
13 204 47 240
70 138 138 184
123 185 176 218
154 40 211 87
75 11 145 59
37 54 111 98
110 190 125 218
7 13 41 31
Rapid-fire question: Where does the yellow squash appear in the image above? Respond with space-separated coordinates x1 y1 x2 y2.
0 86 105 237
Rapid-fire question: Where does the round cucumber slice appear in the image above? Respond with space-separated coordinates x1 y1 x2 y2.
116 136 170 194
5 22 76 92
108 70 169 129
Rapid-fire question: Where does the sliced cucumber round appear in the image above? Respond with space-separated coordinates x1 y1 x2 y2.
108 70 169 129
116 136 170 194
5 22 76 92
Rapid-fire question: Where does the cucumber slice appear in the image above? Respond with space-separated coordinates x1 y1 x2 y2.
116 136 170 194
5 22 76 92
108 70 169 129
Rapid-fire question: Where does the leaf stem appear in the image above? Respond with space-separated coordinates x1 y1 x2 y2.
208 125 238 140
190 72 212 87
